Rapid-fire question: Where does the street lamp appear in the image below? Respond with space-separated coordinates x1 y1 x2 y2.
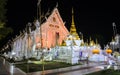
37 0 45 74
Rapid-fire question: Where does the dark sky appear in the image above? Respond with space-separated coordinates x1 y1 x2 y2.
6 0 120 45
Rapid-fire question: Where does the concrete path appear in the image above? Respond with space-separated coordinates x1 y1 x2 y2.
53 66 102 75
0 57 26 75
0 57 106 75
44 66 102 75
27 62 105 75
0 58 10 75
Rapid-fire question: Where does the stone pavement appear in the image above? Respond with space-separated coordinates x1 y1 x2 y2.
0 57 10 75
0 57 106 75
27 62 105 75
0 57 26 75
53 66 103 75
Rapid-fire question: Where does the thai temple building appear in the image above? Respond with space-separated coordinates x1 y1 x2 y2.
2 7 70 60
2 7 116 65
40 8 69 48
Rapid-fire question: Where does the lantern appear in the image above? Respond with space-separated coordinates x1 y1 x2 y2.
106 48 112 54
92 49 100 54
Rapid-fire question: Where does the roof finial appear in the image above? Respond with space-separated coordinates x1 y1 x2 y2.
56 2 58 8
72 7 74 14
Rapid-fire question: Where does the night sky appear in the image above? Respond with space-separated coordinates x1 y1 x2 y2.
6 0 120 46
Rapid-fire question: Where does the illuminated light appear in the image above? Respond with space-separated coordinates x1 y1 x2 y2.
36 43 41 48
92 49 100 54
53 17 56 22
10 65 14 74
49 24 54 27
55 25 59 28
12 52 16 55
33 61 43 64
106 48 112 54
90 41 95 46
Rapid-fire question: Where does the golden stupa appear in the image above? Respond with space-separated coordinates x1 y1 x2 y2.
61 40 66 46
95 39 99 47
80 35 85 46
61 8 80 46
69 8 80 40
89 37 95 46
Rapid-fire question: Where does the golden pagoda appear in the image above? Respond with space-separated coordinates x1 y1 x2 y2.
61 40 66 46
80 35 85 46
89 37 95 46
84 39 89 46
95 39 98 44
95 39 99 46
70 8 80 40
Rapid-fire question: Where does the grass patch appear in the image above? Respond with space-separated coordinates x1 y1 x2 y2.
15 61 81 73
86 69 120 75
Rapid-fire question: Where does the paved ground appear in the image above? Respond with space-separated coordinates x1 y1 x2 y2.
53 67 102 75
27 62 105 75
45 66 102 75
0 57 105 75
0 57 26 75
0 57 10 75
0 64 9 75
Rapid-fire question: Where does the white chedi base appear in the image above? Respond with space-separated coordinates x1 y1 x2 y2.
89 54 105 62
67 57 79 64
67 49 79 64
57 46 80 64
74 40 82 46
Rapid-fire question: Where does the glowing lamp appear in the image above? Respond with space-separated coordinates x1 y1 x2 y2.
36 43 41 49
92 49 100 54
106 49 112 54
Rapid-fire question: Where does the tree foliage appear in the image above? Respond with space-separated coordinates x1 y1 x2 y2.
0 0 7 23
0 0 13 41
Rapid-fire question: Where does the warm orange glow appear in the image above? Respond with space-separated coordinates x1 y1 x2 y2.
92 49 100 54
36 43 41 49
35 35 40 43
40 8 69 49
28 37 32 50
106 49 112 54
29 8 69 49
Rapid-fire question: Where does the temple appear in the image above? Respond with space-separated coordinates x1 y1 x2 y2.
1 7 116 65
40 8 69 49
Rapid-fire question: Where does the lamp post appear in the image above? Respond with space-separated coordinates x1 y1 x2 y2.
37 0 45 74
112 41 115 53
26 22 32 73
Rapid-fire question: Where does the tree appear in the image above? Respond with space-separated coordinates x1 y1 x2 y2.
0 0 7 23
0 0 13 47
